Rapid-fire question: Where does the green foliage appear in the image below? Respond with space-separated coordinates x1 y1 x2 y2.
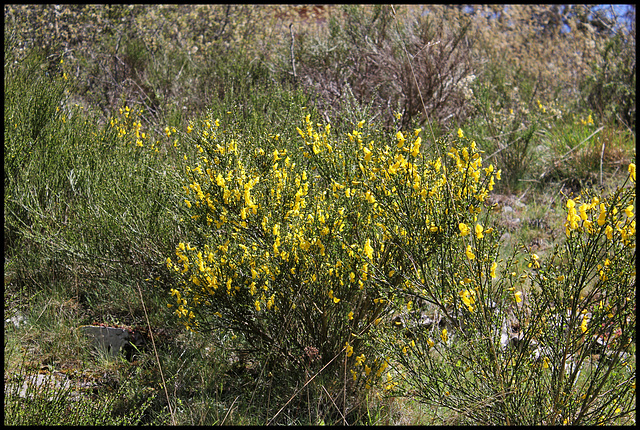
462 63 548 191
580 31 636 130
4 359 154 425
536 113 635 192
4 33 183 326
3 36 66 203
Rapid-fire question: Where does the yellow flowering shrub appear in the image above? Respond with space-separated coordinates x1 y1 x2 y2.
383 158 636 425
167 112 500 399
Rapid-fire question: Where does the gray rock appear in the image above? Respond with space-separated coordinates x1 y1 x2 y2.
5 372 74 401
77 325 144 359
5 314 28 329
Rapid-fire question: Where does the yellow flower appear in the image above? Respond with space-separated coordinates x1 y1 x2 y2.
441 328 448 343
357 120 365 128
364 238 374 260
377 360 389 377
411 136 422 157
624 205 634 218
605 225 613 240
465 245 475 260
599 269 607 281
364 190 376 204
348 311 354 320
579 203 589 221
457 128 464 138
459 289 475 312
528 253 540 269
490 262 497 279
475 223 484 239
396 131 405 147
355 354 365 366
363 146 373 162
580 313 589 333
629 163 636 182
345 342 354 357
514 291 522 303
459 222 470 237
597 203 607 226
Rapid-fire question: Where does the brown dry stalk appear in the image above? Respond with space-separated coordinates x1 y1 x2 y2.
136 282 175 425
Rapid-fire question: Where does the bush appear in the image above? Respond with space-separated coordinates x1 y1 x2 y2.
4 36 66 206
166 111 501 422
4 32 183 325
381 162 636 425
4 5 293 129
294 5 475 131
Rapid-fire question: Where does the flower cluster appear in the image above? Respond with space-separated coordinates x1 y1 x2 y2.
579 113 595 126
564 166 636 245
109 105 160 152
345 342 395 391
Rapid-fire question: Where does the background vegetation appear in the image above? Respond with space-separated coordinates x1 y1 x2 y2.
4 4 635 425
